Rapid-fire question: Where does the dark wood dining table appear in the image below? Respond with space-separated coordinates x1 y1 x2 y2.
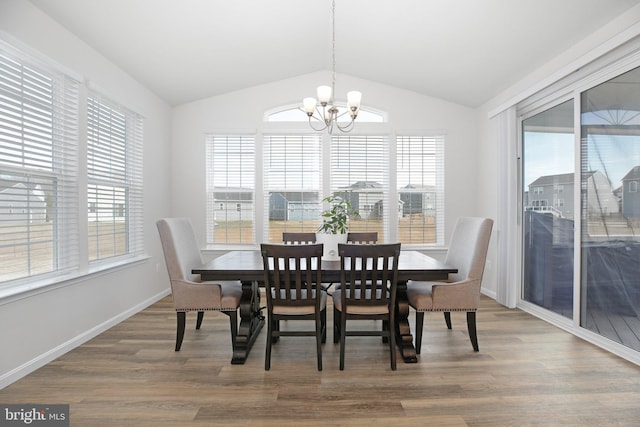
193 250 456 365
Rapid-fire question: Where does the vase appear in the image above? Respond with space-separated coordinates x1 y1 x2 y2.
315 232 348 261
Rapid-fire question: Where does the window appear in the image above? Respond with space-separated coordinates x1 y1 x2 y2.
207 108 445 247
264 134 322 242
631 181 638 192
0 41 80 283
87 95 144 262
397 135 445 245
331 135 386 239
533 186 544 195
205 135 255 244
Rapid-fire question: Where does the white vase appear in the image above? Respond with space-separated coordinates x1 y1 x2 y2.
316 232 348 261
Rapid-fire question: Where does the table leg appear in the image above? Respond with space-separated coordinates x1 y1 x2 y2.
395 280 417 363
231 280 264 364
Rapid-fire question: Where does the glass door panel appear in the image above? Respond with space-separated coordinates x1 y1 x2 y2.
522 100 574 318
580 66 640 350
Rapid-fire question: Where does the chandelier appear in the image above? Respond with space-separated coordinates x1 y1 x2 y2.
302 0 361 134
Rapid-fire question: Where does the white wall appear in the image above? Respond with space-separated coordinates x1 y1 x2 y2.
172 71 479 252
0 0 172 387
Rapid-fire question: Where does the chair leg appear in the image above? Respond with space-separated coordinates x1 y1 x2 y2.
333 306 340 344
388 314 396 371
339 311 347 370
316 312 323 371
265 313 273 370
467 311 479 352
226 310 238 351
414 311 425 354
175 312 186 351
321 307 327 344
382 319 389 343
444 311 452 329
196 311 204 329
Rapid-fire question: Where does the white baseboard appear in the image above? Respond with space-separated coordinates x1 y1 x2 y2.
481 287 497 300
0 288 170 389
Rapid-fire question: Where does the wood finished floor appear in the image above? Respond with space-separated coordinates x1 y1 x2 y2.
1 295 640 426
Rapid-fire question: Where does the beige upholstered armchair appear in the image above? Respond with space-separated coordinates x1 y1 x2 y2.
407 217 493 353
157 218 242 352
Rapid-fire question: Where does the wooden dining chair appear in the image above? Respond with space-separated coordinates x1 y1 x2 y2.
282 232 317 244
260 243 326 371
346 232 378 244
156 218 242 353
333 243 401 370
407 217 493 353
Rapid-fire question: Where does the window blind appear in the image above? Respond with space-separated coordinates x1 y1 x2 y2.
87 94 144 261
205 135 255 244
330 135 387 240
264 134 322 242
396 135 445 245
0 41 80 283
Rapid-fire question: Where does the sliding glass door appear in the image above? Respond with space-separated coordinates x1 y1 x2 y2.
580 66 640 351
521 100 575 318
520 65 640 352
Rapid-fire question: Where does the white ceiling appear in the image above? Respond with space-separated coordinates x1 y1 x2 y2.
28 0 640 107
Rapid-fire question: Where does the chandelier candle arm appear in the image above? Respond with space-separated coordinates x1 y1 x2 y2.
301 0 362 134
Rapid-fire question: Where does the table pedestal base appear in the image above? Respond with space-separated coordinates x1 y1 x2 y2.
395 281 417 363
231 280 264 364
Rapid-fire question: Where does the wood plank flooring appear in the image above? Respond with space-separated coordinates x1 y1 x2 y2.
1 296 640 426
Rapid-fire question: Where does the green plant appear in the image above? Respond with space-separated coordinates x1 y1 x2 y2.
317 196 359 234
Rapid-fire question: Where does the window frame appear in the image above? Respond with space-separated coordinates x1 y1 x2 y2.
86 93 145 263
0 37 147 298
0 39 80 286
205 124 446 248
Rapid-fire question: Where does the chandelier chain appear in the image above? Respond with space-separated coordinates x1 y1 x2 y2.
331 0 336 100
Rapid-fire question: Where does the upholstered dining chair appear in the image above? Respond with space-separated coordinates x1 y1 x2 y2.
333 243 401 370
261 243 326 371
157 218 242 352
407 217 493 353
346 232 378 244
282 232 317 244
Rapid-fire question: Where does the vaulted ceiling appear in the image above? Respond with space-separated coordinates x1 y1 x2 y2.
29 0 640 107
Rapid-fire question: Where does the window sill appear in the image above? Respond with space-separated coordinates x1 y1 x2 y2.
0 254 150 305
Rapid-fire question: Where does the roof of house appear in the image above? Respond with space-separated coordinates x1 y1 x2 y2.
622 165 640 181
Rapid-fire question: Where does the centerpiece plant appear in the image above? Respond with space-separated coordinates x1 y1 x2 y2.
317 196 359 234
316 196 359 260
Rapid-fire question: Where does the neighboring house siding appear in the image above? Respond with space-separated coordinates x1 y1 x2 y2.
622 166 640 218
0 183 47 224
527 171 619 219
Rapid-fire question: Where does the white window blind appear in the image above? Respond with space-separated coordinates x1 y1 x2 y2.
396 135 445 245
205 135 255 244
0 41 80 284
87 94 144 261
331 135 387 240
264 134 322 242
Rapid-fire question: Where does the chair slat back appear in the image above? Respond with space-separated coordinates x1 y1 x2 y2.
338 243 401 308
346 232 378 244
282 232 317 245
261 243 323 308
